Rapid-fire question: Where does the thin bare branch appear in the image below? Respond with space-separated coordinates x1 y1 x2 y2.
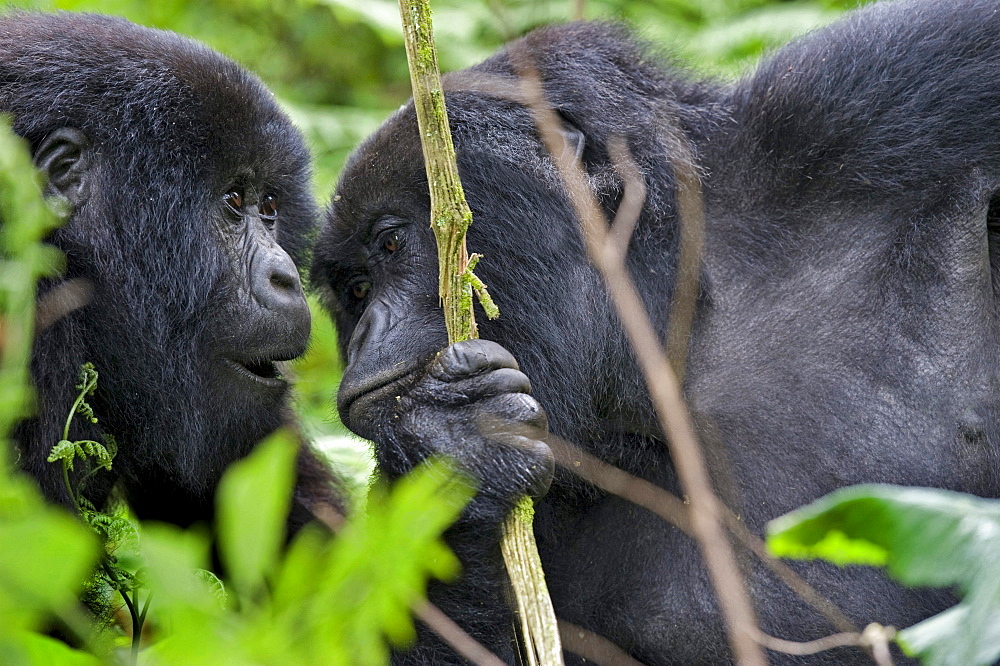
547 434 690 533
35 278 92 332
559 620 645 666
313 502 347 532
660 137 704 385
547 432 856 635
414 601 509 666
606 138 646 263
510 56 766 666
754 630 862 656
720 513 857 634
861 624 896 666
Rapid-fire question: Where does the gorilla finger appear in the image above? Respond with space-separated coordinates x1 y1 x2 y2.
473 393 548 433
453 367 533 399
413 367 532 405
430 339 520 381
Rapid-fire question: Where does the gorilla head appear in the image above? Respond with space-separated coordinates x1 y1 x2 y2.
1 12 326 526
313 1 1000 662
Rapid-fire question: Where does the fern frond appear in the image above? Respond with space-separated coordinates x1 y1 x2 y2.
47 439 78 469
195 569 228 607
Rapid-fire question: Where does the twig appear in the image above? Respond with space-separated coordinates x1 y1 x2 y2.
397 2 561 663
547 433 690 532
756 623 894 665
558 620 645 666
512 57 766 665
861 624 896 666
35 277 92 332
547 433 856 635
414 601 509 666
754 630 862 656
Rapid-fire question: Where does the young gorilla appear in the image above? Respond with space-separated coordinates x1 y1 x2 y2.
313 0 1000 663
1 13 341 531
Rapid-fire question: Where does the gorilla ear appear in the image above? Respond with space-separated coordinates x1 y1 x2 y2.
34 128 92 209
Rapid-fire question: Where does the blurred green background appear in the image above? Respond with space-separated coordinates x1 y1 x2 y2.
11 0 869 479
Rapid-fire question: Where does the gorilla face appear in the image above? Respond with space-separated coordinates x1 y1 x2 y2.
2 12 320 523
315 99 604 446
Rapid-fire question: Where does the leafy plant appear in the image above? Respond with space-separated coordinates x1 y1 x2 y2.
0 116 102 665
44 361 145 662
140 432 472 665
768 484 1000 666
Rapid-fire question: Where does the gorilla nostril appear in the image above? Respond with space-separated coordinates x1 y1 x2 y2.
270 267 300 293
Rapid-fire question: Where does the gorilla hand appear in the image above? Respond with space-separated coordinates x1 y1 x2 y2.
373 339 553 522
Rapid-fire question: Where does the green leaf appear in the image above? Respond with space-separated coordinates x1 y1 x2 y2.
47 440 78 467
767 484 1000 666
216 429 297 598
0 505 99 632
141 523 214 613
268 459 473 663
0 632 102 666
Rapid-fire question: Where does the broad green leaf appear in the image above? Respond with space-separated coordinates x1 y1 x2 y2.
0 506 99 632
767 484 1000 666
268 459 473 664
0 632 102 666
216 430 297 598
139 524 236 666
140 523 214 614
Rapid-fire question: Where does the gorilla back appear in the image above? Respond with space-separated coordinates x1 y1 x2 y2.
1 13 335 527
313 0 1000 662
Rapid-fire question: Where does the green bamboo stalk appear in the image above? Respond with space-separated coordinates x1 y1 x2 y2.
396 2 562 663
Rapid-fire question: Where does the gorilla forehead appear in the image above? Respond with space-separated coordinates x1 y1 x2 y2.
0 12 308 182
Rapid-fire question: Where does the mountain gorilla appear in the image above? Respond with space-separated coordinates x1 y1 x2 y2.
312 0 1000 662
1 13 342 529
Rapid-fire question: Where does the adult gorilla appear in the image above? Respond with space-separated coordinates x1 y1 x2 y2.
1 13 341 529
312 0 1000 662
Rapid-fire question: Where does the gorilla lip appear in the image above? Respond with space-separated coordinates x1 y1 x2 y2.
224 357 286 389
338 361 422 419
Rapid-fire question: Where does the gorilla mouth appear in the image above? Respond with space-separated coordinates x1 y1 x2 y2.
224 357 285 389
338 361 423 423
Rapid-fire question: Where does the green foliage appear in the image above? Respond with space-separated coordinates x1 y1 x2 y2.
141 437 473 665
0 116 64 441
216 430 299 598
25 0 875 203
768 484 1000 666
0 469 100 647
0 117 101 665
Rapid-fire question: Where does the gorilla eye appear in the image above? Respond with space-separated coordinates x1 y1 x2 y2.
223 191 243 216
260 194 278 220
384 231 399 253
352 280 371 300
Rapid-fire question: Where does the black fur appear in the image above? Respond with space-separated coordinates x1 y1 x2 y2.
313 0 1000 663
2 12 343 529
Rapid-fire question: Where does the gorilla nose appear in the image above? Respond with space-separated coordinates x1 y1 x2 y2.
254 247 310 330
